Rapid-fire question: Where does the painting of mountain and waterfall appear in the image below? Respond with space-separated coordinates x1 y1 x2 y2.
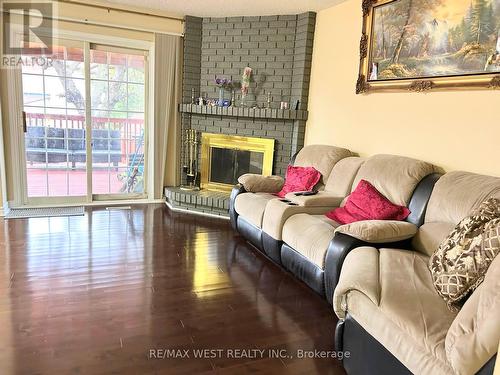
369 0 500 80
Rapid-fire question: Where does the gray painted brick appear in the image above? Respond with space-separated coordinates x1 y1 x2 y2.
180 12 315 185
260 15 278 21
216 49 233 55
226 29 243 36
278 15 297 21
218 36 234 42
241 42 259 49
250 21 269 28
227 16 244 23
233 35 250 42
249 34 268 42
258 41 277 48
242 28 260 35
268 34 287 42
244 16 260 22
209 29 226 36
225 42 242 49
260 28 278 35
257 55 275 62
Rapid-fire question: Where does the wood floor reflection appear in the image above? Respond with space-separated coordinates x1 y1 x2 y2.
0 204 345 374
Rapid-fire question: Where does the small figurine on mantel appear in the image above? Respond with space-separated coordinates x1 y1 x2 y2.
240 66 252 107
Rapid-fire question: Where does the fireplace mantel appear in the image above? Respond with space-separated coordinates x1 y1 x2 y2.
179 104 308 121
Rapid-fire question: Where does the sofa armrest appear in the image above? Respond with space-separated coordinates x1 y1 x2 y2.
332 246 381 319
284 191 344 207
229 184 247 231
324 233 366 305
335 220 418 243
238 174 284 193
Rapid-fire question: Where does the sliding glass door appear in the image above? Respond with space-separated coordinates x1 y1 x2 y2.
89 46 146 198
20 40 148 204
22 40 87 199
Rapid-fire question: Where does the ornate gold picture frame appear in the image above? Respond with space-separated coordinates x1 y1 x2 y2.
357 0 500 93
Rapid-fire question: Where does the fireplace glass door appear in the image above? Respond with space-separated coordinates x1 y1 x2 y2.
200 133 275 192
209 147 264 185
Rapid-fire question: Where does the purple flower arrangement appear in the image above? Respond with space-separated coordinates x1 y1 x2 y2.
214 76 232 89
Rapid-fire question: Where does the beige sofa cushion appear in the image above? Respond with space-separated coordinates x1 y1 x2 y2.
234 192 276 228
282 214 340 269
293 145 352 184
238 174 284 193
335 220 418 243
412 222 456 257
324 157 366 196
262 198 339 240
334 248 457 375
352 154 436 206
445 255 500 375
426 171 500 224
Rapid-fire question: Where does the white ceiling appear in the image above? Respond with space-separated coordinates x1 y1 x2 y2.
103 0 345 17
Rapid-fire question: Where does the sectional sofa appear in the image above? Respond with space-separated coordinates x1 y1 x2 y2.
334 171 499 375
229 145 499 375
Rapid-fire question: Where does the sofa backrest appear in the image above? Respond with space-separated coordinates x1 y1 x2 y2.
425 171 500 224
350 154 437 206
445 254 500 375
413 171 500 257
324 157 366 196
293 145 353 185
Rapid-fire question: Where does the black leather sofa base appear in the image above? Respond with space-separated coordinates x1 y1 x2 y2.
262 232 283 264
236 216 263 250
336 315 497 375
281 244 325 296
336 315 412 375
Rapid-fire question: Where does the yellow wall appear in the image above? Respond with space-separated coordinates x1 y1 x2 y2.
305 0 500 177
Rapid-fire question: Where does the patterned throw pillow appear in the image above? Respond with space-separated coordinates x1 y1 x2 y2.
429 198 500 309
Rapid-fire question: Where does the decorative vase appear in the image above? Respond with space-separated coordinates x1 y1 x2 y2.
218 88 224 107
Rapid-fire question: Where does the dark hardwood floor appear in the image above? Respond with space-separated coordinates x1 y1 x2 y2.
0 204 345 375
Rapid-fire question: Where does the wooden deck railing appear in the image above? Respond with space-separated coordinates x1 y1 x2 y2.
25 113 144 161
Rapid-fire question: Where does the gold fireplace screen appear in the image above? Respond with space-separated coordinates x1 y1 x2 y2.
201 133 275 192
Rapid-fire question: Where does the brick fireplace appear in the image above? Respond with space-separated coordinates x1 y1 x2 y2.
165 13 316 216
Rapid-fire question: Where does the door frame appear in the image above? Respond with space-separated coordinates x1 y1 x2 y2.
9 29 155 207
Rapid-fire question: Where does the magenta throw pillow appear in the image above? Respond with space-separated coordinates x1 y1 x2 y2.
326 179 411 224
276 165 321 198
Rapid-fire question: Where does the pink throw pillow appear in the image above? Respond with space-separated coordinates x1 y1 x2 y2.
326 179 410 224
276 165 321 198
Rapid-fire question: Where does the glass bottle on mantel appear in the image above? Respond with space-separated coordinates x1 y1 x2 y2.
218 87 224 107
231 90 236 107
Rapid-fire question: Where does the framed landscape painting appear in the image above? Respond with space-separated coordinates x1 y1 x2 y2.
357 0 500 93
